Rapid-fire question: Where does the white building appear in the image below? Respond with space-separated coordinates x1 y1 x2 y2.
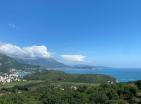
0 72 21 84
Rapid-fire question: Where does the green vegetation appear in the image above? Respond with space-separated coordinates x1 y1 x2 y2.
20 57 68 68
25 70 116 84
0 80 141 104
0 53 40 72
0 80 43 89
0 70 140 104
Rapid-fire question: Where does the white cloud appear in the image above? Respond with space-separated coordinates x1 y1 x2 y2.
0 43 51 59
0 43 86 64
61 55 85 62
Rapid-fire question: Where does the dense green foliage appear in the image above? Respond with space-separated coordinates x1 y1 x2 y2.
0 80 141 104
0 70 140 104
25 70 116 84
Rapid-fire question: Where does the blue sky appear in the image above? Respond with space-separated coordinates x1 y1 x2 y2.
0 0 141 67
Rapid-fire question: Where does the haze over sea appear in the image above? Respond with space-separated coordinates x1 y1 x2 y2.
63 68 141 82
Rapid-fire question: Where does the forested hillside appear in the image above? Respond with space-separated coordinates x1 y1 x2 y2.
0 79 140 104
25 70 116 84
0 54 40 72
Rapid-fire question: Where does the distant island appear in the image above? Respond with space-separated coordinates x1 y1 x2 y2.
72 64 111 70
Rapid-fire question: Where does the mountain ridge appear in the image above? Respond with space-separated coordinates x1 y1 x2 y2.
0 53 111 72
15 57 68 68
0 53 40 72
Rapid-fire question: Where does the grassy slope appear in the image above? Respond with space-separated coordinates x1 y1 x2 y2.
0 80 43 89
25 70 116 84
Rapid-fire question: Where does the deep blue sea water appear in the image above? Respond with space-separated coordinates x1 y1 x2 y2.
63 68 141 82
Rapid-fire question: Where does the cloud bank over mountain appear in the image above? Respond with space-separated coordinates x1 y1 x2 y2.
0 43 86 63
0 43 51 59
60 55 85 62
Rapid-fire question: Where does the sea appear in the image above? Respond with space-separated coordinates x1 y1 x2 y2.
63 68 141 82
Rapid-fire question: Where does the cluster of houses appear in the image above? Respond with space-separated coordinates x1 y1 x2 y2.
0 69 21 84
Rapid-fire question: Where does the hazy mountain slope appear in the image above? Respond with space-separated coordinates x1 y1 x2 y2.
73 64 111 69
0 54 39 72
17 58 68 68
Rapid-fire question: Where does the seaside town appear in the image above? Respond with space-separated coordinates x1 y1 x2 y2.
0 69 24 84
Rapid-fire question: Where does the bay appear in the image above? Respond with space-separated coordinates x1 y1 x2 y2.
63 68 141 82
